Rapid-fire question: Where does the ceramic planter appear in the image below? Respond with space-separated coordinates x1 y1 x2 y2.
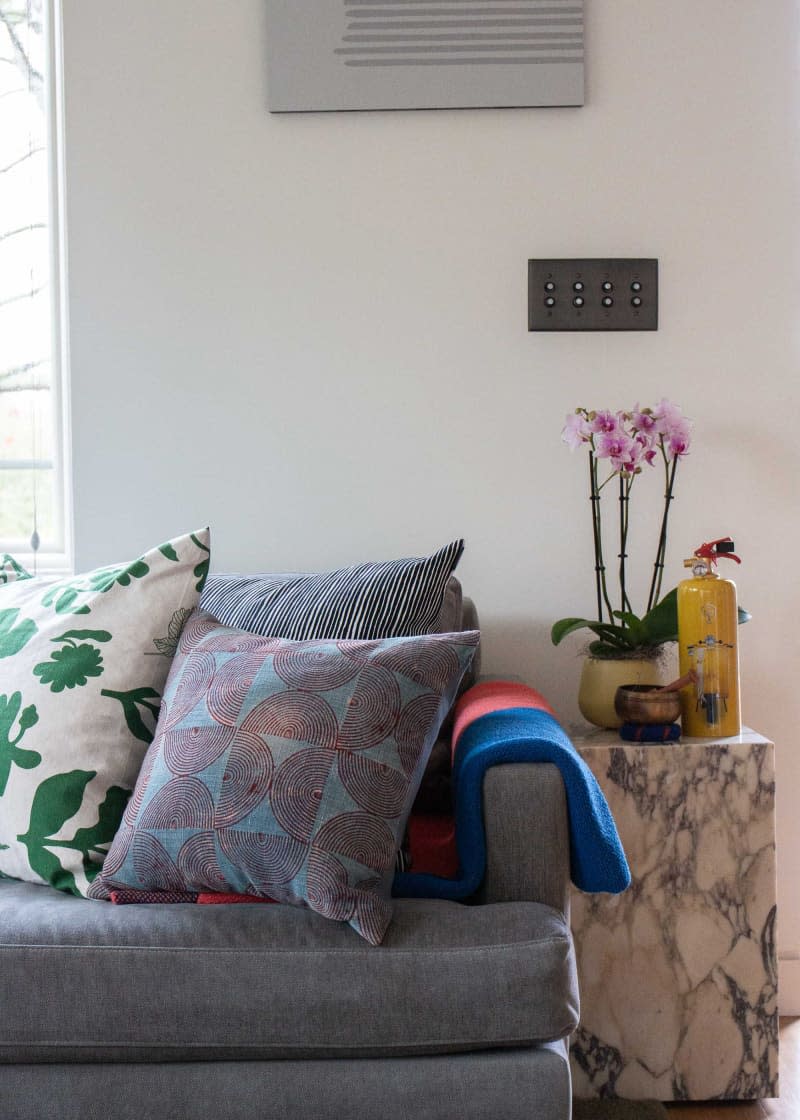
577 655 664 729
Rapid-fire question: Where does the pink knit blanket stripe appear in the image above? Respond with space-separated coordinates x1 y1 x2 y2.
450 680 556 761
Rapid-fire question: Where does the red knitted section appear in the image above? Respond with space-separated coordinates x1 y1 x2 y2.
407 814 459 879
109 889 198 905
197 892 276 905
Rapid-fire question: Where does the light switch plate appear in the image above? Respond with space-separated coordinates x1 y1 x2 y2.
528 258 658 331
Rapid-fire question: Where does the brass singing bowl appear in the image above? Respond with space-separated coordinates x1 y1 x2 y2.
614 684 681 725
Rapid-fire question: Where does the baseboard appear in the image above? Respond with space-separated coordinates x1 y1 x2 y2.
779 956 800 1015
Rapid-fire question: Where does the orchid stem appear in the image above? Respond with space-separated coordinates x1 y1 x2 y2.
647 451 678 611
619 474 633 617
589 452 603 622
589 452 614 623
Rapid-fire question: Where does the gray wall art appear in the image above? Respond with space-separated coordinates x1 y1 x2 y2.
266 1 585 112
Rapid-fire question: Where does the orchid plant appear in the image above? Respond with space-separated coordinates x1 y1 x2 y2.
552 400 692 659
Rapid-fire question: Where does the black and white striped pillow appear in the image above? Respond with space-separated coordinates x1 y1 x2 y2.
200 540 464 641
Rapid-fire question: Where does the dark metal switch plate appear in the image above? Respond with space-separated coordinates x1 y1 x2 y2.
528 258 658 331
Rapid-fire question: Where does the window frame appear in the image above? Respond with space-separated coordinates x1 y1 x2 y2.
0 0 72 573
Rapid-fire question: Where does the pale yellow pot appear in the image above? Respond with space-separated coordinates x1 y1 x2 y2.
578 656 664 729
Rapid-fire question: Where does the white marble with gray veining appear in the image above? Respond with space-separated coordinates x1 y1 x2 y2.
569 729 778 1101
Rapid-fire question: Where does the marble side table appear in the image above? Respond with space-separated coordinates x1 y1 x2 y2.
568 727 778 1101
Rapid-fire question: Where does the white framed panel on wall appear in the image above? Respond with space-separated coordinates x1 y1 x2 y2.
266 0 585 112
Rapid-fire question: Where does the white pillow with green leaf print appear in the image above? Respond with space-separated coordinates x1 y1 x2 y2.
0 528 210 897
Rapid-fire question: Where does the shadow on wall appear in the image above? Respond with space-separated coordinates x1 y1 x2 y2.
480 617 574 719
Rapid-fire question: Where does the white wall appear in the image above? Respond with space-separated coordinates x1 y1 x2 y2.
60 1 800 1007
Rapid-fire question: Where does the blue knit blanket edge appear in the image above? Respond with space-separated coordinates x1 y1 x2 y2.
393 707 631 899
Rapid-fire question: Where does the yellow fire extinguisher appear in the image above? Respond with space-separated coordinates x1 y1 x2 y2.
677 537 741 738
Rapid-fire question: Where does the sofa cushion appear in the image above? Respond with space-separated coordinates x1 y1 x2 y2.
199 539 464 641
0 1046 573 1120
0 879 578 1062
89 612 479 945
0 530 210 897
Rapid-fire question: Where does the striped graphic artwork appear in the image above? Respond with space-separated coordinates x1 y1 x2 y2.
335 0 584 68
200 540 464 642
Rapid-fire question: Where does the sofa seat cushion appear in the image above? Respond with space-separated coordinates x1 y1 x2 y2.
0 880 578 1063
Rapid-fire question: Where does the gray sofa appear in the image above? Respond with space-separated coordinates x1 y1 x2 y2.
0 595 579 1120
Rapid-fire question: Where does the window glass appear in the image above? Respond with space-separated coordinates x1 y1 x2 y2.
0 0 67 563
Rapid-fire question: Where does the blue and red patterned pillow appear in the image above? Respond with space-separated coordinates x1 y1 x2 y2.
89 610 479 944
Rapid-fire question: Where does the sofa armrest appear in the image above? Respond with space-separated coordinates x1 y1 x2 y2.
475 762 570 917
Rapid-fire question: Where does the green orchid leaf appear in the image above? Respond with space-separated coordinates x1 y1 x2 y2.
551 617 597 645
0 608 37 658
552 617 637 649
612 610 642 628
101 686 161 744
611 611 649 644
639 588 679 644
588 639 631 658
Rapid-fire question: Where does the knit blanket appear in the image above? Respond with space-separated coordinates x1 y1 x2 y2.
393 681 630 899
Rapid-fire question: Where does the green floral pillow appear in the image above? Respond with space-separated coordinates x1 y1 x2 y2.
0 529 210 896
0 555 32 585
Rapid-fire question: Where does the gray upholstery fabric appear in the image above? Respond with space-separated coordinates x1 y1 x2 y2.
433 582 480 690
432 574 463 634
0 881 578 1063
0 1042 571 1120
461 594 481 684
478 762 572 916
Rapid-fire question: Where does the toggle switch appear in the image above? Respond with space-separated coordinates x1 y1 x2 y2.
527 259 658 331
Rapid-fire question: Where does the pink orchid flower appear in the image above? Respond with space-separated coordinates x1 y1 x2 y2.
589 409 620 434
595 430 637 472
631 405 657 435
562 411 591 449
634 431 658 466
